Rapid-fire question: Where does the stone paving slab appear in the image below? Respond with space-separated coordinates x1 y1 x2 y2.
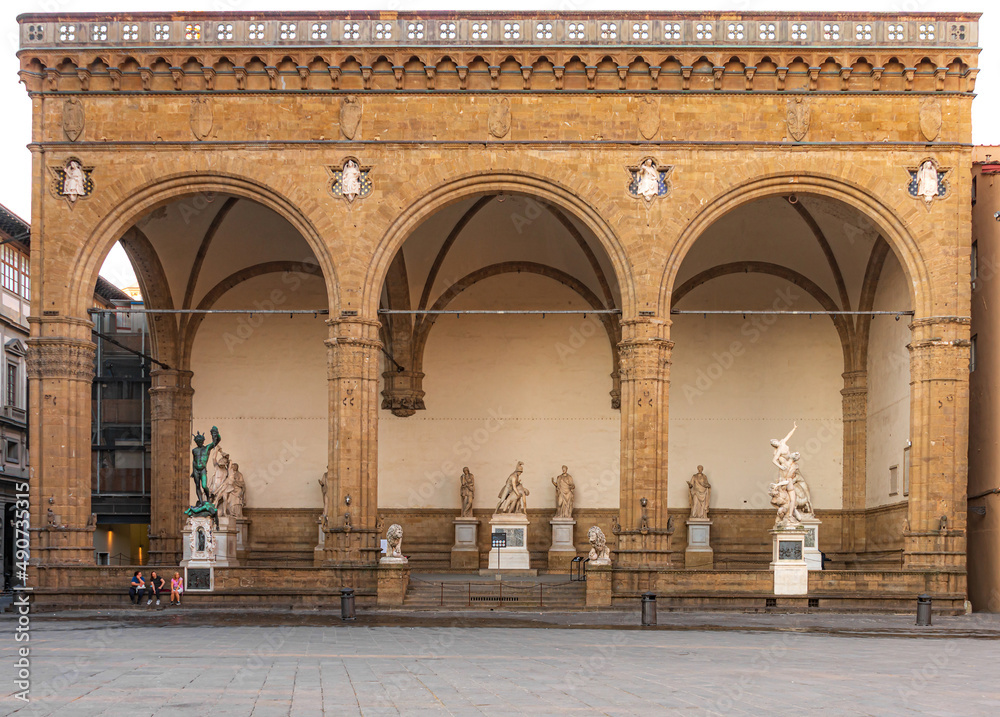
2 616 999 716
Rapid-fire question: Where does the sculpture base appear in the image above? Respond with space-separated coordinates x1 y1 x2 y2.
684 518 714 569
487 514 530 571
770 528 808 595
451 517 480 570
547 517 577 571
234 516 250 555
377 562 410 607
799 517 823 570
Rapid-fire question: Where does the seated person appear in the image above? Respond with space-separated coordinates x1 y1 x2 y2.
146 571 166 606
129 571 145 605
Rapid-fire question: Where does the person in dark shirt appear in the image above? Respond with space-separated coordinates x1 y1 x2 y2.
129 571 145 605
146 571 166 606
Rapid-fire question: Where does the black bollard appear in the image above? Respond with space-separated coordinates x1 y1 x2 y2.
641 592 657 626
340 587 356 621
915 593 932 626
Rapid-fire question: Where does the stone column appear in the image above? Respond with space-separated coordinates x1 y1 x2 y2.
616 318 673 567
322 317 382 565
840 369 868 557
148 368 194 564
903 318 970 571
27 322 97 567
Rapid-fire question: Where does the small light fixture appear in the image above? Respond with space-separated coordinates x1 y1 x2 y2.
345 494 352 506
640 497 648 508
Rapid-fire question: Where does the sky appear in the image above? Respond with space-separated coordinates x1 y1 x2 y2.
2 1 996 288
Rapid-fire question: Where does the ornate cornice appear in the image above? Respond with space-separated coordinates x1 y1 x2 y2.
17 13 980 95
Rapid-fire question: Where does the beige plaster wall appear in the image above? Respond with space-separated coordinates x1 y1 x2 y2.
865 253 912 508
378 273 620 510
669 274 845 510
190 272 328 509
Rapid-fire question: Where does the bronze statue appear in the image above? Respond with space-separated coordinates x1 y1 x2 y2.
185 427 220 523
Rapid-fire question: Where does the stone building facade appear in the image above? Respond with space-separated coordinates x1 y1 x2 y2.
16 11 979 609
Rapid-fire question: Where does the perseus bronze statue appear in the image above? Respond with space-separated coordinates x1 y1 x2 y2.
184 426 220 524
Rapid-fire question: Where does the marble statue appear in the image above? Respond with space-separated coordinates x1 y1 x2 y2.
636 159 659 200
460 467 475 518
496 461 529 514
209 449 231 502
916 160 939 205
587 526 611 565
769 425 815 528
551 466 575 519
790 457 815 519
318 471 328 521
186 427 220 519
215 461 245 518
385 523 404 559
687 465 711 520
342 160 362 201
62 159 86 202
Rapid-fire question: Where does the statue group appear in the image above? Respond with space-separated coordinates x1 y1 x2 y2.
184 426 246 524
456 461 575 517
768 424 816 529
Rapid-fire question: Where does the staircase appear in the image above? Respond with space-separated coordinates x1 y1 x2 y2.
403 574 587 610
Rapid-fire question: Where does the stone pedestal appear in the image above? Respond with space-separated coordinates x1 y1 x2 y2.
770 528 808 595
487 513 530 571
234 517 250 554
180 515 218 592
377 562 410 607
800 517 823 570
314 518 327 566
585 562 613 607
684 518 714 569
451 517 480 570
547 517 577 571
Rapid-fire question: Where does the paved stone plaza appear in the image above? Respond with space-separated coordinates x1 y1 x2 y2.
3 613 999 716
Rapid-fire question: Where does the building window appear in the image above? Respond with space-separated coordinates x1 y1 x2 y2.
6 362 17 406
972 240 978 286
971 334 978 372
6 439 19 463
972 175 977 206
2 245 20 294
889 465 899 496
21 254 30 302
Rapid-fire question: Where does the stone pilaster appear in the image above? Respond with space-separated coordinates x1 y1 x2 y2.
322 317 382 566
904 317 970 570
148 368 194 564
615 318 673 567
26 326 97 566
840 369 868 556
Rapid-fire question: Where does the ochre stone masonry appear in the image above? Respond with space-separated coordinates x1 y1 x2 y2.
18 11 977 609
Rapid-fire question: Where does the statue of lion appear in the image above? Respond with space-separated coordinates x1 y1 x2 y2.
587 525 611 564
386 523 404 559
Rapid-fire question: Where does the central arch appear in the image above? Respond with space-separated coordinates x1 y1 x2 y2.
364 171 635 319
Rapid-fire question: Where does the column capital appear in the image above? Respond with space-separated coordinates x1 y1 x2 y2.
26 337 95 381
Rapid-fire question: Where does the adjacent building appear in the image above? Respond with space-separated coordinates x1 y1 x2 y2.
0 203 30 591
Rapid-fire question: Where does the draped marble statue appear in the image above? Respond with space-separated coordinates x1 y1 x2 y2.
551 466 575 519
460 467 475 518
496 461 529 514
687 465 711 520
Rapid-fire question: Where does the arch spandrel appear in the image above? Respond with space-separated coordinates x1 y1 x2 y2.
65 167 341 321
658 171 938 320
